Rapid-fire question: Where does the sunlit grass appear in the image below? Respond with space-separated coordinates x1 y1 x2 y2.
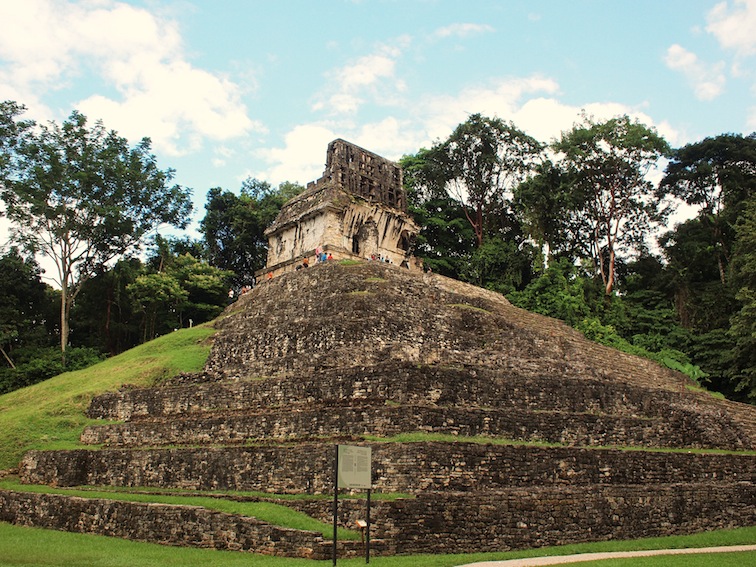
0 522 754 567
0 478 358 540
0 325 215 470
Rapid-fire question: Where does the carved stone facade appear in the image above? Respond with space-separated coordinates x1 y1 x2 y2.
262 139 420 276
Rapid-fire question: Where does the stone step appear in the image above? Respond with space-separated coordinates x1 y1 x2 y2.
87 363 712 423
0 488 384 559
20 442 756 494
380 482 756 555
6 481 754 557
81 400 751 451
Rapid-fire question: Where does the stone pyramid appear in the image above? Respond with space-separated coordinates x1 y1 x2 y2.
11 261 756 558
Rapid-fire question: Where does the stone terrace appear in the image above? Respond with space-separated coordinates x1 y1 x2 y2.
6 261 756 557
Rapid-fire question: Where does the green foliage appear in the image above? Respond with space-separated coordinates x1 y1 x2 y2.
728 195 756 401
657 135 756 400
407 192 476 278
128 271 189 342
461 236 535 293
661 133 756 286
0 104 193 355
553 114 671 294
431 114 544 246
69 257 143 355
508 258 590 326
126 251 232 342
0 248 54 364
513 160 586 269
0 325 215 470
201 178 304 286
509 258 706 384
0 346 104 394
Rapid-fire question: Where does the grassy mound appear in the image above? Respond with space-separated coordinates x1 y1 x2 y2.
0 325 215 471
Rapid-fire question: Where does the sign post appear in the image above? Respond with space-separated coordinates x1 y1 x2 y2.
332 445 372 565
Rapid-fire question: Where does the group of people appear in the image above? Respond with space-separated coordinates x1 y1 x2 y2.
296 246 333 271
227 282 255 304
314 245 333 263
369 253 392 264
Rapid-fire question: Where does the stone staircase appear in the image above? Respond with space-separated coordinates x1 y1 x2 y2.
7 261 756 557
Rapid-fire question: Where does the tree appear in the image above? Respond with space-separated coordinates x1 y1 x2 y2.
513 160 585 271
660 133 756 284
553 115 671 294
128 271 188 343
729 195 756 401
432 114 544 247
0 248 51 367
0 101 32 181
0 106 193 359
201 179 303 285
69 257 143 355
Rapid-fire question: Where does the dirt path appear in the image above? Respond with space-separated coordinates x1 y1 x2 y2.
456 545 756 566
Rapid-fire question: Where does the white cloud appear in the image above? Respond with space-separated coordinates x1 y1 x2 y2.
258 73 681 190
312 42 408 116
432 23 495 39
253 124 338 185
417 75 561 141
664 44 726 101
0 0 259 156
707 0 756 56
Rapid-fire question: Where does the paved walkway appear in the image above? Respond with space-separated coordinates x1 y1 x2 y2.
456 544 756 566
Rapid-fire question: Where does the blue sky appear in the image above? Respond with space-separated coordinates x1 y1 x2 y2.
1 0 755 238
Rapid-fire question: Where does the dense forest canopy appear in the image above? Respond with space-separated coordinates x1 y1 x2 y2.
1 100 755 404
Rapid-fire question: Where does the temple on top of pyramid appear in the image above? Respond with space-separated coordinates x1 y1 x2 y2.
261 139 421 276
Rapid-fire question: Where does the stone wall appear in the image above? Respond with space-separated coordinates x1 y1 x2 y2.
79 402 744 450
0 489 383 559
3 482 754 558
88 364 699 421
21 443 756 494
85 362 752 451
381 483 756 554
288 483 756 554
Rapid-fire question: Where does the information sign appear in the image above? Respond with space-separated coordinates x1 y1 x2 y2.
337 445 372 489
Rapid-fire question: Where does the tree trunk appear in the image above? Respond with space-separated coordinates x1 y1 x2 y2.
605 246 615 295
60 282 69 366
0 346 15 369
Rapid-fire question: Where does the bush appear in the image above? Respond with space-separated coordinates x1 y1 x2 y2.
0 347 105 394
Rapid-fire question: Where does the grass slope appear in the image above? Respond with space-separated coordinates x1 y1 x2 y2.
0 325 215 471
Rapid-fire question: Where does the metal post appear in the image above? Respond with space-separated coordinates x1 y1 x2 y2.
366 488 371 564
333 444 339 566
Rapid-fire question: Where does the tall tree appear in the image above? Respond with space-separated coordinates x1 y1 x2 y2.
513 160 585 271
729 195 756 401
0 248 51 367
433 114 544 247
553 115 671 294
201 179 303 285
0 106 193 358
401 149 477 277
660 133 756 284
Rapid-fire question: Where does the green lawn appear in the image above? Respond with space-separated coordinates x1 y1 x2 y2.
0 522 755 567
0 478 359 541
0 325 215 471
